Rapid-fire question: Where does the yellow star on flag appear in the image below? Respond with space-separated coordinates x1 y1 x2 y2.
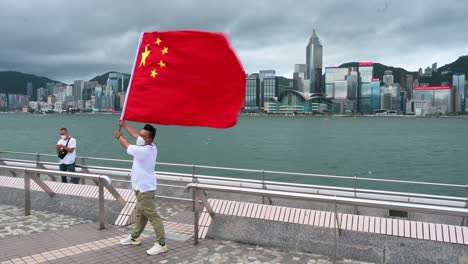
139 45 151 67
155 38 162 45
151 69 158 78
162 47 169 55
158 60 166 68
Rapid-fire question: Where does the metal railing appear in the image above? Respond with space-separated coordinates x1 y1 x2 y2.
0 164 124 229
1 150 466 193
1 150 467 225
1 150 467 205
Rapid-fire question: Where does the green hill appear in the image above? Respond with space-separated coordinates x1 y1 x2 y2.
0 71 63 97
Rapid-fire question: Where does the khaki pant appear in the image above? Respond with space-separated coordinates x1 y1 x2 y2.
131 191 165 245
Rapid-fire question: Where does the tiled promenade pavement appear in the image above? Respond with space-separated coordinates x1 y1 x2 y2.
0 203 373 264
0 204 92 238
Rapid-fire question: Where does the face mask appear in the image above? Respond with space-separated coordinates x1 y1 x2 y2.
136 136 146 146
61 135 66 140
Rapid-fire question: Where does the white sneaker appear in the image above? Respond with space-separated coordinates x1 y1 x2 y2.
119 235 142 245
146 243 169 255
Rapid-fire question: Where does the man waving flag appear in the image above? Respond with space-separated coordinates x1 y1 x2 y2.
121 31 246 129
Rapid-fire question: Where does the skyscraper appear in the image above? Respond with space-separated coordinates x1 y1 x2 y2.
306 29 323 94
73 80 84 101
453 73 465 112
258 70 276 107
26 82 33 101
245 74 260 110
293 64 307 92
324 67 348 99
37 87 46 102
405 74 414 100
46 83 58 96
357 62 374 113
106 72 130 93
324 66 359 113
380 84 401 111
370 78 381 112
95 86 103 111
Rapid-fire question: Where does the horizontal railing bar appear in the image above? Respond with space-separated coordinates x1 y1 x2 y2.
352 177 466 188
2 153 466 189
263 180 467 202
157 162 199 168
110 179 131 183
185 183 468 217
39 154 57 157
184 164 262 173
91 176 467 204
2 159 465 203
0 158 41 164
155 195 193 202
263 170 466 188
0 151 40 156
0 165 112 185
158 184 187 189
1 153 466 194
77 156 133 163
78 165 131 172
110 179 185 189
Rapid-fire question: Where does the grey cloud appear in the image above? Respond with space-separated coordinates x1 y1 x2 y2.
0 0 467 83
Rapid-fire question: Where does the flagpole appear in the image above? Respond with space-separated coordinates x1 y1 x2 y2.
120 32 144 121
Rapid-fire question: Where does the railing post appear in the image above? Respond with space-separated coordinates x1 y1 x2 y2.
24 170 31 216
81 157 86 185
193 188 199 245
98 178 105 229
192 164 196 212
261 170 265 204
35 153 42 183
353 176 358 214
333 197 340 264
463 184 468 226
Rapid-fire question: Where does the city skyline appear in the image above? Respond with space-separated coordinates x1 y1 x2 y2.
1 0 468 83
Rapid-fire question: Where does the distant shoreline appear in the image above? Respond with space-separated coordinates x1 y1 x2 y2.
2 111 468 118
239 113 468 118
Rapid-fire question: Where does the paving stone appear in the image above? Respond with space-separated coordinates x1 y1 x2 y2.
0 203 373 264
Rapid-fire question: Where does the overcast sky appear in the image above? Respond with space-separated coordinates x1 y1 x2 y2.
1 0 468 83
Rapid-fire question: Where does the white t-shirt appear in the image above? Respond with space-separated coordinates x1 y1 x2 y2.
57 137 77 165
127 144 157 192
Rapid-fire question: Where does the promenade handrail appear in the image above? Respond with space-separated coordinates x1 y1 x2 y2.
2 157 467 206
1 151 468 211
0 164 113 185
0 164 124 229
1 150 465 190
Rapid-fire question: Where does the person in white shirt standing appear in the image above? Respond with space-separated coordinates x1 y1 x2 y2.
114 120 168 256
56 128 79 184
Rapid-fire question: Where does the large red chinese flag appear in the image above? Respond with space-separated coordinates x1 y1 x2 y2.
121 31 245 129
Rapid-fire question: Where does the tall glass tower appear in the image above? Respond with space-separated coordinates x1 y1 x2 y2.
453 73 465 112
306 29 323 94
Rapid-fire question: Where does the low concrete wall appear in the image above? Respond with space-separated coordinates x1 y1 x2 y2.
207 215 468 264
0 186 123 224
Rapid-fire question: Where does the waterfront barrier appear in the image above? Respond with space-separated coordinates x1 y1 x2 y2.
0 164 124 229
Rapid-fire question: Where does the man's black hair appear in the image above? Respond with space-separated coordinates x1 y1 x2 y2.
143 124 156 140
60 128 68 132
